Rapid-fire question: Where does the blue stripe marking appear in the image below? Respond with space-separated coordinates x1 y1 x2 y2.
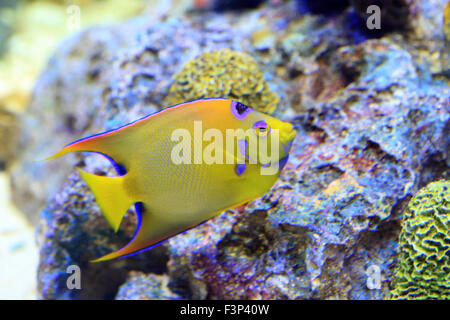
93 152 127 176
116 201 168 260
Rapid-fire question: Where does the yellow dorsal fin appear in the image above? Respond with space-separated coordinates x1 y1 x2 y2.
45 128 138 174
77 168 134 232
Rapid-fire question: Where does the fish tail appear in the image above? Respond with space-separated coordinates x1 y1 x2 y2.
77 168 134 232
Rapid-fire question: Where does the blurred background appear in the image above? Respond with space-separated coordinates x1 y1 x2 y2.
0 0 191 300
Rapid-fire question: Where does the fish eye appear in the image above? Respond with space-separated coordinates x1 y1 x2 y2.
236 102 248 115
231 100 252 120
253 120 270 137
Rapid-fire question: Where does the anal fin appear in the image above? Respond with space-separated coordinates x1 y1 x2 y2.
91 197 262 263
91 205 189 262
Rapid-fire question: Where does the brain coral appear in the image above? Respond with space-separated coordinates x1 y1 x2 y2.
391 180 450 299
165 49 279 114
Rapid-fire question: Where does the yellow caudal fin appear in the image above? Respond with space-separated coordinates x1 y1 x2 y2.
77 168 134 232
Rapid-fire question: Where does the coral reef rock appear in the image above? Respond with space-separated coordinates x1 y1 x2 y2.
116 272 181 300
166 48 279 114
350 0 414 32
12 0 450 299
211 0 266 12
299 0 350 14
391 180 450 300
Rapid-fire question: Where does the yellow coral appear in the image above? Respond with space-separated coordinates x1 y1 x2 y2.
391 180 450 299
0 109 18 164
166 49 279 114
445 2 450 42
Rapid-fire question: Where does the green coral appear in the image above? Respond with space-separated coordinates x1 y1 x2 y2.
165 49 279 114
391 180 450 299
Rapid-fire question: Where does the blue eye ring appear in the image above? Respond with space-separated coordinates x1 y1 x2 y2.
253 120 270 136
231 100 252 120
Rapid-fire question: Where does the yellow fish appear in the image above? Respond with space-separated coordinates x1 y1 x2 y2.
47 99 296 262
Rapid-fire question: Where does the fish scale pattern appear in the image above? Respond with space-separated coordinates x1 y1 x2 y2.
391 180 450 299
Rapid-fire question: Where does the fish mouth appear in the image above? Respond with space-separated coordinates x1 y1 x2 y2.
283 123 297 143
